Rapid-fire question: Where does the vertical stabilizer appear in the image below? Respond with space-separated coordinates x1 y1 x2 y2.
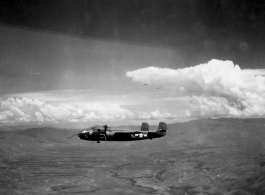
157 122 167 136
141 122 149 131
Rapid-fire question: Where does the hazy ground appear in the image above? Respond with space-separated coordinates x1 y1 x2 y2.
1 118 265 195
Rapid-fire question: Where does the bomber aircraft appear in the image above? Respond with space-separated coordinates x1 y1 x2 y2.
77 122 167 143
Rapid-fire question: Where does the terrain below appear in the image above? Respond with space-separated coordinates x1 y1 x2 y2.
1 118 265 195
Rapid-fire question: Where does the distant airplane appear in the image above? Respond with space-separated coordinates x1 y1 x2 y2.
77 122 167 143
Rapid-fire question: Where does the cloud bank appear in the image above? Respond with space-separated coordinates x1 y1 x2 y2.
0 97 175 125
126 59 265 117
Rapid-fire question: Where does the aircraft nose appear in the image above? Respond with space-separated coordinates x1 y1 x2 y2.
78 132 90 140
78 133 85 138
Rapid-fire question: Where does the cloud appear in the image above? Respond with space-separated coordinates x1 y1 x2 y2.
136 110 177 120
243 69 265 76
0 97 175 125
126 59 265 118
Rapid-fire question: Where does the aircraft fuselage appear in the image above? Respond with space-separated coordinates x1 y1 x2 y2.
77 122 167 143
78 130 164 142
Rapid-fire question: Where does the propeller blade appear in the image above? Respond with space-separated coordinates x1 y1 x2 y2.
67 134 78 139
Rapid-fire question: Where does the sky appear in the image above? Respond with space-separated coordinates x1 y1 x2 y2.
1 0 265 127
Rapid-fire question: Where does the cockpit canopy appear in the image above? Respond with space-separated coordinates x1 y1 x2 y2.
86 125 108 134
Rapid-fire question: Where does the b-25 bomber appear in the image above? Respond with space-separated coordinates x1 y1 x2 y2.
78 122 166 143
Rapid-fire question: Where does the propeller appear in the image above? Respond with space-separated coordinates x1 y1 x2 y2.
67 134 79 139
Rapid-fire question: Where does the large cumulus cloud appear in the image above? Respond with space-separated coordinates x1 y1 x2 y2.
0 97 174 124
126 59 265 117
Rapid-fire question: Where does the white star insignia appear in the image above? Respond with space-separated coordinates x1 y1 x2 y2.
139 133 143 138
